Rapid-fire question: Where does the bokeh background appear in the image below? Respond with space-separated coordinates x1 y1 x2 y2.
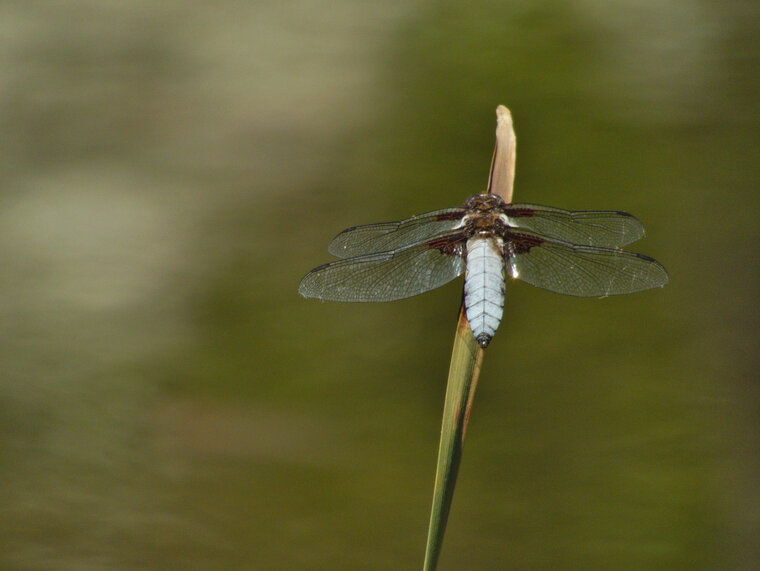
1 1 758 569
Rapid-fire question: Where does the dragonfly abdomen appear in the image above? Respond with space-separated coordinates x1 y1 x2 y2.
464 236 505 348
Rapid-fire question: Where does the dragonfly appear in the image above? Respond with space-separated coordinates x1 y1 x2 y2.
299 193 668 348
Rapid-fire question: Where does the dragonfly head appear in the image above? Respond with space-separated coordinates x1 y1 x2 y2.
465 193 506 211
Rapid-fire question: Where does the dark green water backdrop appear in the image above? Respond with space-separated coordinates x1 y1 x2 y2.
0 2 757 569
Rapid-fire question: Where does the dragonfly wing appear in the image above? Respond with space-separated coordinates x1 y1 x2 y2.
506 231 668 297
505 203 645 248
300 239 465 302
328 208 466 258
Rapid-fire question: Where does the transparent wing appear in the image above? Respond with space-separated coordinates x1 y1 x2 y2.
300 242 465 302
328 208 466 258
507 232 668 297
505 203 645 248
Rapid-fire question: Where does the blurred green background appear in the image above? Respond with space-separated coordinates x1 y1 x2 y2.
1 1 757 569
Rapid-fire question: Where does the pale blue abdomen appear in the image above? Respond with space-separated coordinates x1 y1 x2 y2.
464 236 505 348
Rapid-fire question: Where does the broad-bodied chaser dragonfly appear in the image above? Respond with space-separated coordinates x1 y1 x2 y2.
299 193 668 348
